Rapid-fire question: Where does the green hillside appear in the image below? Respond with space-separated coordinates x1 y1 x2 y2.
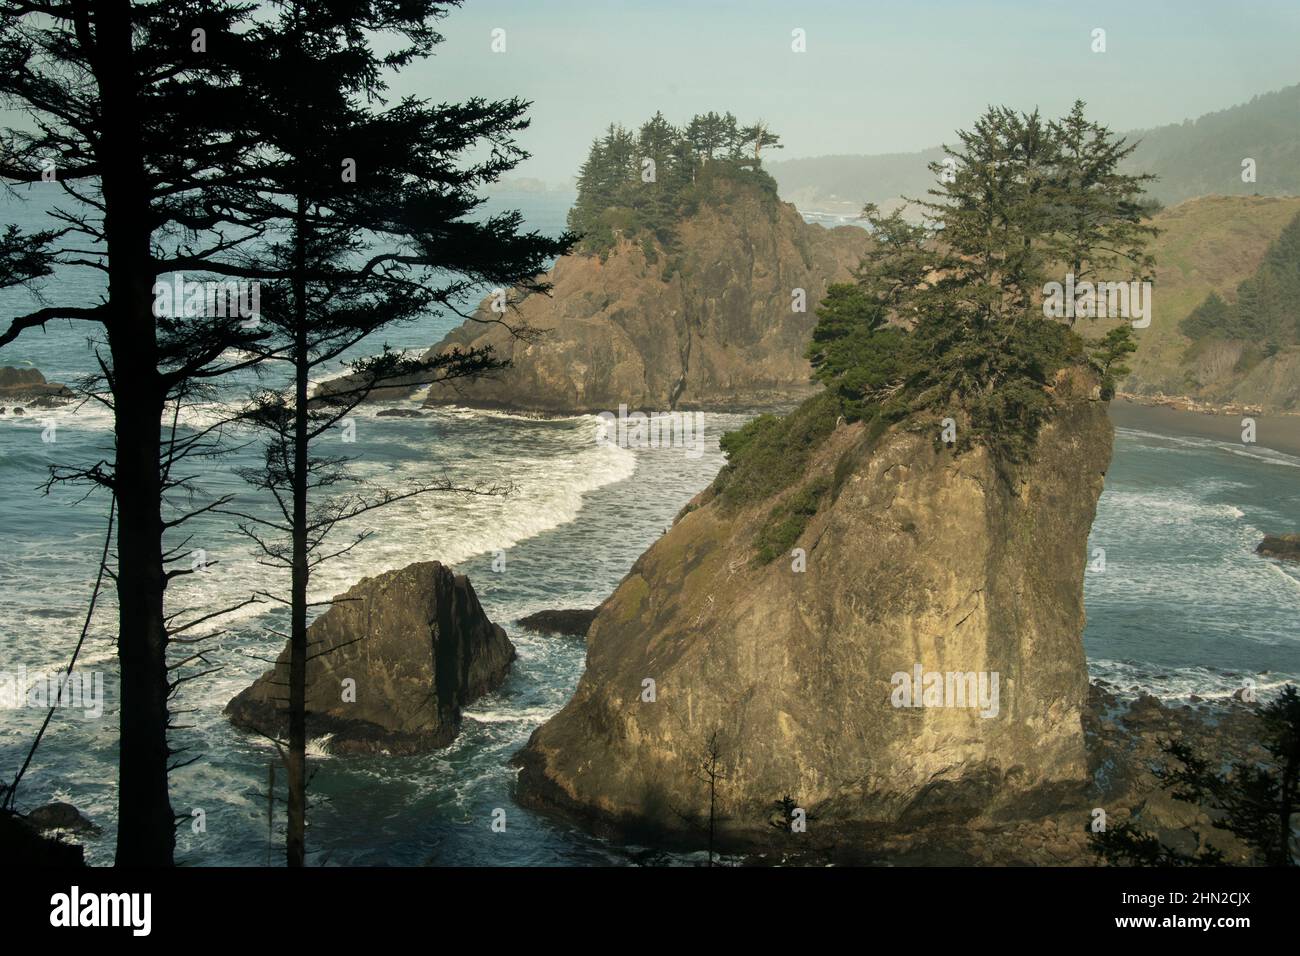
1103 195 1300 409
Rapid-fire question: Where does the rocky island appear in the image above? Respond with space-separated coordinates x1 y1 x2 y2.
227 562 515 754
418 119 868 414
1255 533 1300 562
514 365 1114 842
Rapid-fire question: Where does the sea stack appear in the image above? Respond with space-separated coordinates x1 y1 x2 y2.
420 176 868 414
514 367 1113 841
227 561 515 754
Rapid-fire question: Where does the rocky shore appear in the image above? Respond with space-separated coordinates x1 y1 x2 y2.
1114 390 1267 418
727 683 1268 866
0 366 73 412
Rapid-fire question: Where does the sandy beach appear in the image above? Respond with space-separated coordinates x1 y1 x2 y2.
1109 398 1300 458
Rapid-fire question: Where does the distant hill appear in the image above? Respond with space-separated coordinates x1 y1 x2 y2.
1094 195 1300 411
770 84 1300 214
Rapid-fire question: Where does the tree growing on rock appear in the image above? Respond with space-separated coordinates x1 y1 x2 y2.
217 0 572 867
806 102 1158 464
566 112 781 252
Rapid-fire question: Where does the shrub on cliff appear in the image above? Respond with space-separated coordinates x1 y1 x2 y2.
714 390 841 509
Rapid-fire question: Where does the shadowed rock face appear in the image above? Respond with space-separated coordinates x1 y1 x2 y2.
514 372 1113 843
421 180 868 414
226 562 514 754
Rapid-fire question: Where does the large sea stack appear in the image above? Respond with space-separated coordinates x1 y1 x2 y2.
514 368 1113 842
421 176 868 413
227 562 515 754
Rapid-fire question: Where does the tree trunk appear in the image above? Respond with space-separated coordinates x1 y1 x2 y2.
94 0 175 867
286 192 310 868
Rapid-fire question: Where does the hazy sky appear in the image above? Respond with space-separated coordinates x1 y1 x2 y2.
390 0 1300 184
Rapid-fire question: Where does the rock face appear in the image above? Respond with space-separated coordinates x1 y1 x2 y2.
515 371 1113 842
227 562 515 754
422 179 868 413
1256 533 1300 561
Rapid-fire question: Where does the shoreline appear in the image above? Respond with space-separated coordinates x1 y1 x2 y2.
1109 397 1300 459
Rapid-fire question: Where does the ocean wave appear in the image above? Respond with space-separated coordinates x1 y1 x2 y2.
1117 426 1300 468
1089 658 1297 701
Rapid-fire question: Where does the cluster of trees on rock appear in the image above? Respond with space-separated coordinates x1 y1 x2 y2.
566 111 782 252
0 0 569 867
1180 210 1300 357
805 101 1155 464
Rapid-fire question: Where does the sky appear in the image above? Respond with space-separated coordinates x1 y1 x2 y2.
385 0 1300 184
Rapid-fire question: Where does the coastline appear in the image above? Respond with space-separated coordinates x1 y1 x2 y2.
1109 397 1300 459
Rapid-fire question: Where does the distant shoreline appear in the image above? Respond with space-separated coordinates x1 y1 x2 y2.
1109 398 1300 458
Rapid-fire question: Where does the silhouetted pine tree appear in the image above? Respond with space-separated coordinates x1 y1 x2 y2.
216 0 573 867
1 0 278 866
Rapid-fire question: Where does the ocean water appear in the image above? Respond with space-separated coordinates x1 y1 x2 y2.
1 189 1297 865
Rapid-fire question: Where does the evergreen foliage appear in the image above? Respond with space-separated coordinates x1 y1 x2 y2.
566 111 782 252
1091 684 1300 867
803 101 1155 464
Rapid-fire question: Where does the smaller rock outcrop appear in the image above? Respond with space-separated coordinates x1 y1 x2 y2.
1255 533 1300 561
25 802 101 835
226 562 515 754
0 367 73 405
0 810 84 866
517 608 598 638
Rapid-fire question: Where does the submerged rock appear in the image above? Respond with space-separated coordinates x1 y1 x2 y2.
517 608 598 637
227 562 514 754
515 369 1113 843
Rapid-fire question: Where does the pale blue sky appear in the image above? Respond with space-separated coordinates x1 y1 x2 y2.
391 0 1300 183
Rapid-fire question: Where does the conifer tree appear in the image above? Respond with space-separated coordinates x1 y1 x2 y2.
0 0 276 866
214 0 572 867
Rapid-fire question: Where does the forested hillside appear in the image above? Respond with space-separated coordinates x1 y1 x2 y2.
768 84 1300 212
